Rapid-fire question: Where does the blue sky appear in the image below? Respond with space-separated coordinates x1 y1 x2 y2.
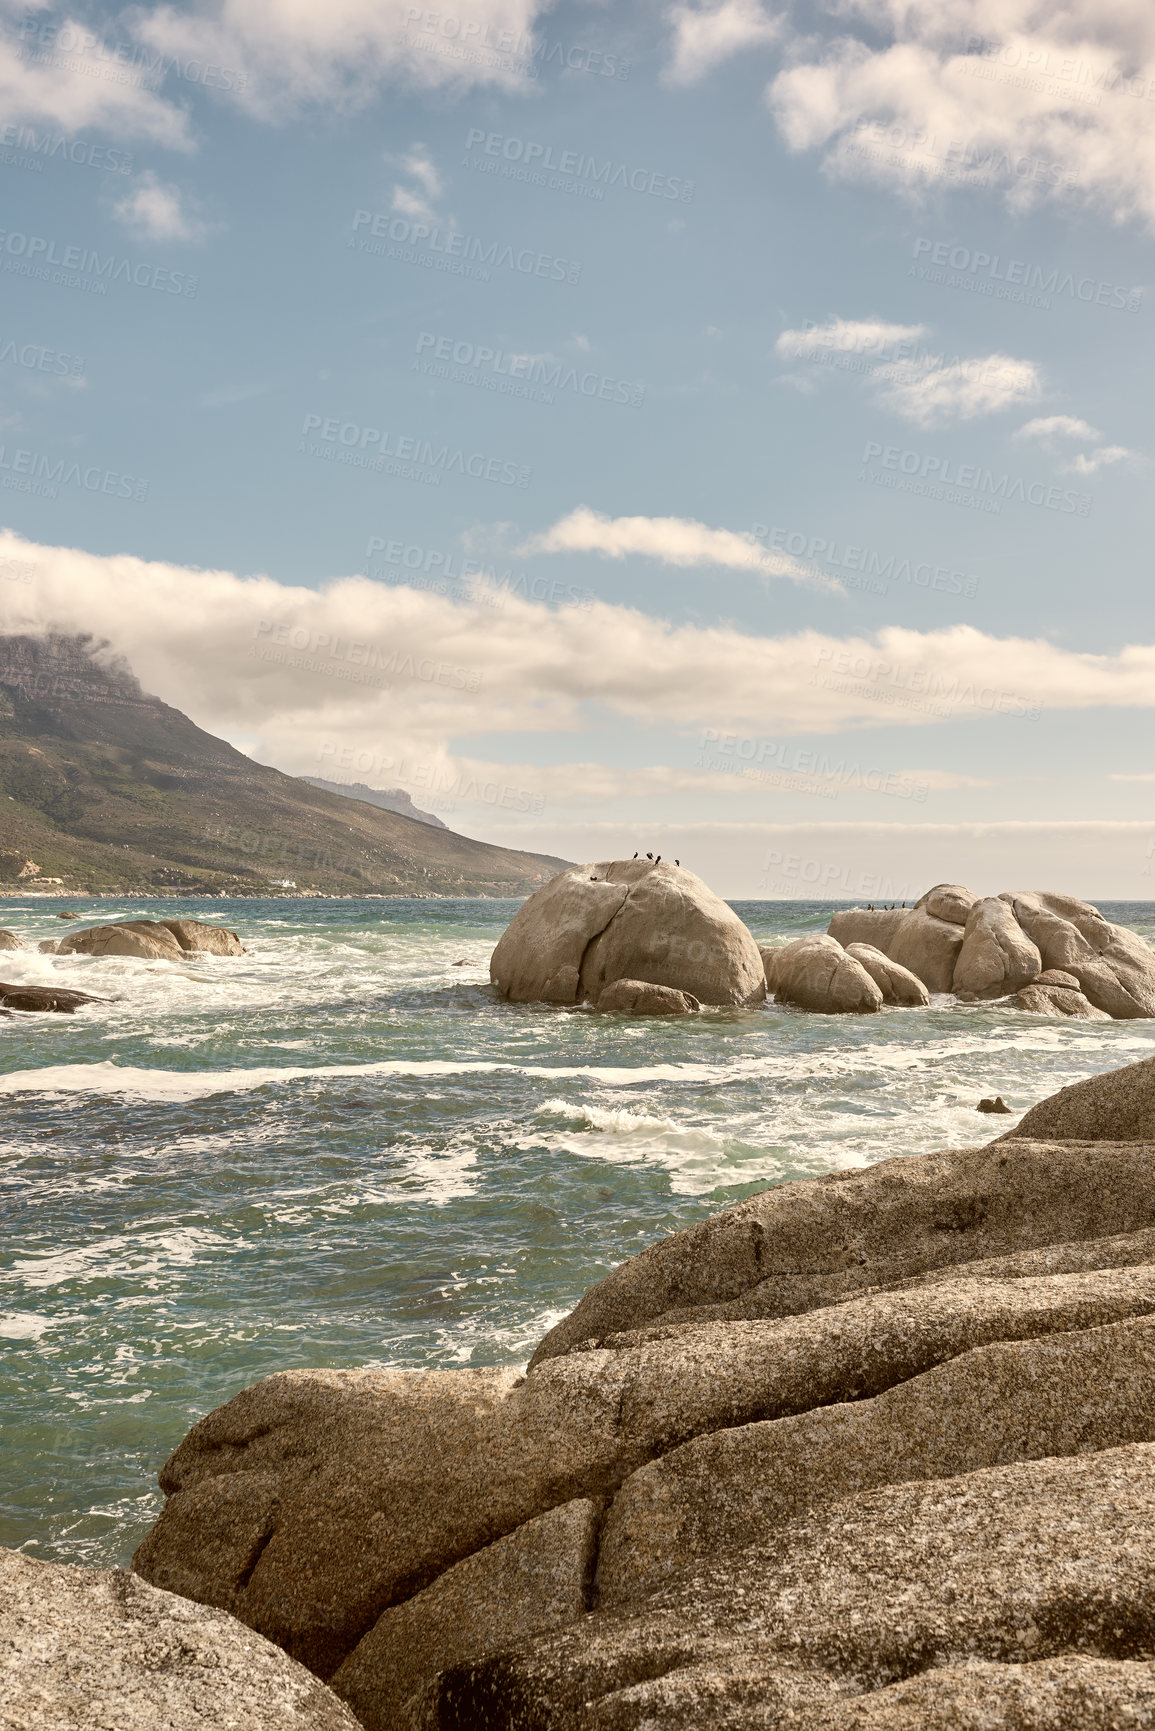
1 0 1153 896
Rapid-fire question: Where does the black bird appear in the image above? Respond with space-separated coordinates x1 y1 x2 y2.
633 852 638 858
675 859 680 866
646 852 653 860
655 855 661 863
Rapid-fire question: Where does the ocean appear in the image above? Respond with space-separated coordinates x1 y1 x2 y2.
2 894 1154 1573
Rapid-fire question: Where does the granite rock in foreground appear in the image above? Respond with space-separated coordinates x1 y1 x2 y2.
0 1546 358 1729
133 1055 1155 1728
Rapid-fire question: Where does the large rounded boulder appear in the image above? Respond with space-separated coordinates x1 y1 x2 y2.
768 934 883 1014
490 860 765 1008
57 918 244 961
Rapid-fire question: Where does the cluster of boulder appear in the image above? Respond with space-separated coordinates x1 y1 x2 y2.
0 917 245 1015
1 1053 1139 1724
491 863 1155 1022
761 888 1105 1016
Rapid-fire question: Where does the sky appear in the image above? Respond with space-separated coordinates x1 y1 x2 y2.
0 0 1153 897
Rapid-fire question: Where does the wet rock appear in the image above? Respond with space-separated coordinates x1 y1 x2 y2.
844 943 928 1007
1001 1052 1155 1143
0 1546 358 1730
56 918 243 961
490 860 764 1008
529 1138 1155 1361
953 896 1042 999
1013 982 1111 1019
596 979 699 1015
0 979 106 1012
767 935 882 1014
0 929 20 950
977 1095 1013 1113
329 1498 600 1731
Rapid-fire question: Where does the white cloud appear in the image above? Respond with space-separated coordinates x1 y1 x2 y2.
1015 414 1141 475
766 2 1155 226
113 172 207 243
778 319 1041 425
871 352 1041 426
6 534 1155 783
0 12 191 146
1016 416 1103 444
390 143 444 223
517 506 829 587
664 0 782 86
132 0 549 117
776 318 925 359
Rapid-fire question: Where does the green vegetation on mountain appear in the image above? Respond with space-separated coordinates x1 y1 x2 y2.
0 635 567 896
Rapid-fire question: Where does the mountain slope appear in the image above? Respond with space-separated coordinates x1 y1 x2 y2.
298 777 448 830
0 635 568 895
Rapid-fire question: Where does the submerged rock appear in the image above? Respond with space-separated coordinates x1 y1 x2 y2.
0 980 105 1012
0 929 20 950
767 934 882 1014
977 1095 1013 1113
56 917 244 961
0 1546 358 1730
490 860 764 1008
596 978 699 1015
1014 981 1111 1018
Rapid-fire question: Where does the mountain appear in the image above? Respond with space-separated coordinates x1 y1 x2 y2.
298 777 448 830
0 634 568 896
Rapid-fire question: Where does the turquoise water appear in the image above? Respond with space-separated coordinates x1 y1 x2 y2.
2 894 1154 1571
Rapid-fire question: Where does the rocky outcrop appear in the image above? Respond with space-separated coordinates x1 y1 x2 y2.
766 935 882 1014
56 917 244 960
596 979 699 1015
490 860 764 1008
828 885 1155 1017
0 929 20 950
844 943 928 1007
0 979 106 1012
1001 1052 1155 1143
133 1056 1155 1728
0 1546 358 1729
